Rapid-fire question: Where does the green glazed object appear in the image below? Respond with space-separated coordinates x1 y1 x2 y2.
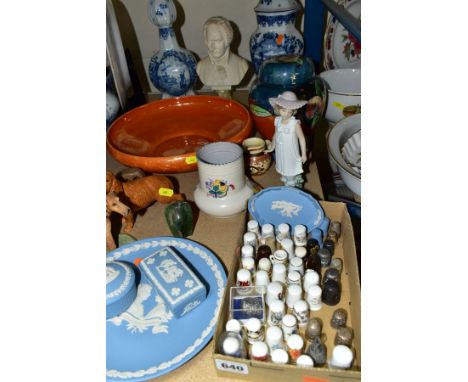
118 233 138 247
164 201 194 238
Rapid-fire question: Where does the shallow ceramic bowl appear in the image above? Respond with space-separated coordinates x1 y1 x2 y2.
327 114 361 196
319 68 360 124
107 96 253 173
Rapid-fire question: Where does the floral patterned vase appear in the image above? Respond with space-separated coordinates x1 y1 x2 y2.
249 0 304 73
148 0 197 98
194 142 254 218
248 55 327 140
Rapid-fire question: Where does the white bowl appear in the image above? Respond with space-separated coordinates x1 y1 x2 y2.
327 114 361 196
319 69 360 124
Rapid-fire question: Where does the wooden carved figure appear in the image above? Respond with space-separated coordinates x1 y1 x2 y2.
106 192 131 250
106 170 184 233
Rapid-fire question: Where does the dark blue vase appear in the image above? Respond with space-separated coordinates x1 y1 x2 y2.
248 55 327 140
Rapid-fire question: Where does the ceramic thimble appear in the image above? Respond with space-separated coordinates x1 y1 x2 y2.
266 325 284 352
296 354 314 367
241 244 254 259
293 224 307 247
289 256 304 276
294 246 308 260
287 333 304 363
271 348 289 364
272 263 287 284
276 223 290 241
251 341 268 361
255 269 270 287
243 231 257 248
329 345 354 369
266 281 284 306
258 257 272 274
286 284 302 308
306 285 323 311
241 256 255 274
236 268 252 287
246 317 264 344
293 299 309 327
281 238 294 259
268 299 285 326
303 270 320 291
225 318 242 334
281 314 297 339
287 270 301 286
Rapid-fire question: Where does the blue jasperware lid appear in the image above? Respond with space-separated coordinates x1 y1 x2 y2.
106 261 137 319
254 0 301 13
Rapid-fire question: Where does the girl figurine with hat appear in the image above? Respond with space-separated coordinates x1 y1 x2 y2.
265 91 308 188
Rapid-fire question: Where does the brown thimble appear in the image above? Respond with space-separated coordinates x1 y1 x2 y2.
334 326 353 347
330 308 347 329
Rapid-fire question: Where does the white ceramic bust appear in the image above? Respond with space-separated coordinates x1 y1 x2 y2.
196 16 249 96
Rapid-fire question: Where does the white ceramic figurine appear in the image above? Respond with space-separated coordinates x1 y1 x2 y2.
196 16 249 98
265 91 308 188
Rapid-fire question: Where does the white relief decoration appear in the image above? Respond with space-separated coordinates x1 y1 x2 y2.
271 200 303 217
171 287 181 297
106 266 119 285
156 259 184 283
181 300 201 316
106 263 132 300
184 279 194 288
146 258 155 265
314 209 323 225
109 283 173 334
106 238 226 380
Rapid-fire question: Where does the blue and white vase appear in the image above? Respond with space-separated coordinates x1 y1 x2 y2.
148 0 197 98
249 0 304 73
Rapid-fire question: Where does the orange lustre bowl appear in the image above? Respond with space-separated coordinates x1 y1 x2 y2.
107 96 253 173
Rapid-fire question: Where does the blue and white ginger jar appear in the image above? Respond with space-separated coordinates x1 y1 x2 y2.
148 0 197 98
249 0 304 73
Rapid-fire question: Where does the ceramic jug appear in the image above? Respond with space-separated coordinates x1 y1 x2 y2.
147 0 197 98
249 0 304 73
194 142 254 217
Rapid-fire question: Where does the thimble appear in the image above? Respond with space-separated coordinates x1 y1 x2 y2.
306 336 326 366
251 341 268 361
276 223 291 242
323 239 335 256
287 270 302 286
258 257 272 274
255 269 270 287
243 231 257 249
327 229 338 244
281 238 295 259
329 345 353 369
246 317 264 344
225 318 242 333
323 268 340 284
247 219 260 236
305 318 322 341
286 284 302 309
241 256 255 274
241 244 254 259
317 248 332 267
236 268 252 287
294 246 308 260
330 308 347 329
296 354 314 367
322 279 341 306
272 263 287 284
330 221 341 237
293 299 309 327
306 285 323 311
289 256 304 276
329 258 343 274
266 281 284 306
281 314 297 339
268 299 286 326
287 334 304 363
271 348 289 364
334 326 353 347
293 224 307 247
256 244 272 262
266 325 284 352
303 269 320 291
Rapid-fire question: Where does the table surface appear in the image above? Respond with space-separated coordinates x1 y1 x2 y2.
106 92 324 382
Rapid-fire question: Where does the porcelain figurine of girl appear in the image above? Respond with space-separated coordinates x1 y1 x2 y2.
265 91 308 188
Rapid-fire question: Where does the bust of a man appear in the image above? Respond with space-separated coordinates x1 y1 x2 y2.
196 16 249 92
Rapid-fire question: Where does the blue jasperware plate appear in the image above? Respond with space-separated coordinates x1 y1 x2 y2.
248 186 329 234
106 237 226 381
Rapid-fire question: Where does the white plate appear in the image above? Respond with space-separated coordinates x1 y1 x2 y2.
323 0 361 70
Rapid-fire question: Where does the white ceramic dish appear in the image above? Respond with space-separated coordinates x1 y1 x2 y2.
323 0 361 70
319 68 360 124
327 114 361 196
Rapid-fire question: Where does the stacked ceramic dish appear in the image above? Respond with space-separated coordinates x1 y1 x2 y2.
327 114 361 196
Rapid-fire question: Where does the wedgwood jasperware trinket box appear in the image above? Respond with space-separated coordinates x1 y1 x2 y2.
140 246 207 318
106 261 137 319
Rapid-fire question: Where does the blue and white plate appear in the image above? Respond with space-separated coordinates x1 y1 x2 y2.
248 186 329 235
106 237 226 381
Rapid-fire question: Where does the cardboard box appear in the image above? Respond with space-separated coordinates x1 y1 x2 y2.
212 202 361 382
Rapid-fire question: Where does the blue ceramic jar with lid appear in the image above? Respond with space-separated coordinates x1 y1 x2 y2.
106 261 137 319
248 55 327 140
